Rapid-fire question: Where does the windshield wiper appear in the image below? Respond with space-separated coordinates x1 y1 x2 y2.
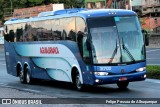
122 38 135 62
108 40 119 63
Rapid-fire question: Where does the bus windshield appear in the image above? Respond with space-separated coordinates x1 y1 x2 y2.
88 16 145 64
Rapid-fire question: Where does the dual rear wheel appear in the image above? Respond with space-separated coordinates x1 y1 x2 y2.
19 66 32 84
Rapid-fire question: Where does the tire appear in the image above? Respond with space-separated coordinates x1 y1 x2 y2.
117 81 129 89
19 69 26 83
25 67 33 84
75 73 85 91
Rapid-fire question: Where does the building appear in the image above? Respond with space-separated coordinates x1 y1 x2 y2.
113 0 160 33
131 0 143 15
4 4 64 20
84 0 160 33
142 0 160 16
141 0 160 33
85 0 132 10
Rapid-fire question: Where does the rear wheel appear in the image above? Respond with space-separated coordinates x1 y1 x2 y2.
25 67 33 84
117 81 129 89
19 69 26 83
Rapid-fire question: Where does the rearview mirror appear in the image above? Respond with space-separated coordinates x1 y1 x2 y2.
142 30 149 46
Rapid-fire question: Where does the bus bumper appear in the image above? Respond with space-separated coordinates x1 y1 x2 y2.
92 71 146 85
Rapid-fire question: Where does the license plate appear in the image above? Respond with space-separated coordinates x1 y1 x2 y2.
119 77 127 81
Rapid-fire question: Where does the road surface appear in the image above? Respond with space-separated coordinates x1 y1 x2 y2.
146 48 160 65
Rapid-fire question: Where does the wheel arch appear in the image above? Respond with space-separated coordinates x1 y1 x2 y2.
23 62 31 75
16 61 23 77
71 65 83 84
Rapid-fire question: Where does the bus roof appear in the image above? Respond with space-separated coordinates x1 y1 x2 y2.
79 9 136 18
4 8 136 25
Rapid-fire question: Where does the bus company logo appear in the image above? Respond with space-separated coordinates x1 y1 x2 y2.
121 69 125 73
2 99 11 104
40 47 59 54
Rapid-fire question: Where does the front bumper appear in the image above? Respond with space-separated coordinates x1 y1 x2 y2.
93 71 146 85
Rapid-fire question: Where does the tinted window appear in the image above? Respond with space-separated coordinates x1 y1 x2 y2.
4 25 15 42
88 17 115 28
63 17 76 41
5 17 78 42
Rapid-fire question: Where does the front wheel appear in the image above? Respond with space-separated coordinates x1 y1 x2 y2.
117 81 129 89
75 73 85 91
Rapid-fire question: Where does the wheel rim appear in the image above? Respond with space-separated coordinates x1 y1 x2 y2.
76 74 82 89
26 69 30 84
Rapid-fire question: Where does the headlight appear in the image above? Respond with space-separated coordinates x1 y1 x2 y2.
136 67 146 72
94 72 109 76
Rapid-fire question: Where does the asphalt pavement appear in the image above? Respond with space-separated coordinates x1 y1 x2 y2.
146 48 160 65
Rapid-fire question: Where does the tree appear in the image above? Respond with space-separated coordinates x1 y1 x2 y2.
0 0 12 21
0 0 84 23
27 0 43 7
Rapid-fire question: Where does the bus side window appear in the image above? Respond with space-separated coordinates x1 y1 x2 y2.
62 30 67 40
40 20 53 41
63 17 76 41
9 30 14 42
68 30 76 41
47 30 54 41
16 28 23 42
23 24 32 42
76 17 86 42
54 30 62 40
77 31 84 56
4 26 9 42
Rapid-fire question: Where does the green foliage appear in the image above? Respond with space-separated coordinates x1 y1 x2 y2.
0 0 84 22
0 0 84 25
28 0 42 2
28 0 43 6
147 65 160 79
